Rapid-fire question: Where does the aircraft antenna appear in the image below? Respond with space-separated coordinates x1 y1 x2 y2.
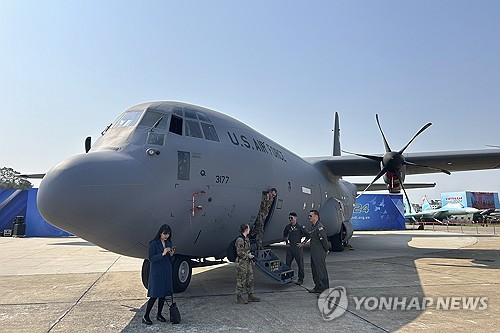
332 112 341 156
85 136 91 153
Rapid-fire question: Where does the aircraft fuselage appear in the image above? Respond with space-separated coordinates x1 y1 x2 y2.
37 101 356 260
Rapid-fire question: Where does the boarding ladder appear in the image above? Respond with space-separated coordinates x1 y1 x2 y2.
251 247 295 284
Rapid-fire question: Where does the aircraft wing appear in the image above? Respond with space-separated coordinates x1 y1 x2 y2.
432 210 448 220
305 149 500 176
479 208 497 216
405 209 445 220
354 182 436 192
405 211 429 219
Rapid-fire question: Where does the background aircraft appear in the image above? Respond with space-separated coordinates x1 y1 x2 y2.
404 196 486 222
31 101 500 292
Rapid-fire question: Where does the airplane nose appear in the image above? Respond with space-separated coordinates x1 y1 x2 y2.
37 151 158 246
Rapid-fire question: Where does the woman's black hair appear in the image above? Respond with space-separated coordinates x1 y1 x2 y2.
152 224 172 242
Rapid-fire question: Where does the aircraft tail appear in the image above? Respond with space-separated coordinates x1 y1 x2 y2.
333 112 341 156
422 196 431 211
404 198 413 214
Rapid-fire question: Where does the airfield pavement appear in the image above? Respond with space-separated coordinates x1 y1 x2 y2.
0 227 499 333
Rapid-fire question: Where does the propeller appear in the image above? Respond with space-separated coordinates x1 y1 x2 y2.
343 114 451 207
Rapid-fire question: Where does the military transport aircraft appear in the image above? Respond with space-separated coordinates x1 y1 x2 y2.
30 101 500 292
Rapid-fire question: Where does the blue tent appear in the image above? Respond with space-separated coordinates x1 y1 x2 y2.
0 189 28 231
0 189 72 237
25 189 72 237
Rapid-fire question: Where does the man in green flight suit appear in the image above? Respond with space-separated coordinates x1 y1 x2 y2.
283 212 308 285
300 209 330 294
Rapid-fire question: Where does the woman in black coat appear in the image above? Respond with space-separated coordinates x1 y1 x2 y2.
142 224 174 325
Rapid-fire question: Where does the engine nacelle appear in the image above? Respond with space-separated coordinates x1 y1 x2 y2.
383 167 406 193
319 197 346 236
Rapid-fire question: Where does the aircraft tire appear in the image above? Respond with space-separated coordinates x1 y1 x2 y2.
328 226 346 252
141 259 150 289
172 255 192 293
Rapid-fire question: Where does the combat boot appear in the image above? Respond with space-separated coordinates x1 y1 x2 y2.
248 293 261 302
236 295 248 304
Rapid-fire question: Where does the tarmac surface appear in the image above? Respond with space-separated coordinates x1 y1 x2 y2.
0 227 499 332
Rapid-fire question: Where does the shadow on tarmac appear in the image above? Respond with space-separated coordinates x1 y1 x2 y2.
115 231 499 332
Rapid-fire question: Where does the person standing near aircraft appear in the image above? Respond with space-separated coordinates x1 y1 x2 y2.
283 212 308 285
143 224 175 325
236 223 261 304
302 210 329 294
252 188 278 250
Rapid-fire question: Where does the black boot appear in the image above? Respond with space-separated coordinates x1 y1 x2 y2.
157 297 166 322
142 316 153 325
143 297 156 325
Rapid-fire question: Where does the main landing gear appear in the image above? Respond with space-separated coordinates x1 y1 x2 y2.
328 225 348 252
141 255 193 293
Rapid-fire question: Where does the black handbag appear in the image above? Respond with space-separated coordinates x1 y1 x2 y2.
167 296 181 324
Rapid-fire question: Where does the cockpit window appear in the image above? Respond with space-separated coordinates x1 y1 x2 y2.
169 115 183 135
168 107 220 142
184 109 198 119
185 120 203 138
173 107 183 117
139 111 168 129
201 123 219 141
147 132 165 145
112 110 143 128
197 112 210 122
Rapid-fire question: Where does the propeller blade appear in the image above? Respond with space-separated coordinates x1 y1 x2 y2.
404 160 451 175
356 168 387 198
85 136 91 153
375 114 391 153
398 122 432 154
341 150 383 163
18 173 45 179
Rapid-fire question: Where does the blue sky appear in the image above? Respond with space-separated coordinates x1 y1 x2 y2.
1 1 499 202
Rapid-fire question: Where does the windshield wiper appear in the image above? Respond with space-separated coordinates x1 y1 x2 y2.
149 116 164 132
101 123 112 135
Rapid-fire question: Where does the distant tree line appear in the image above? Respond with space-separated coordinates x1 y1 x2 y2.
0 167 33 190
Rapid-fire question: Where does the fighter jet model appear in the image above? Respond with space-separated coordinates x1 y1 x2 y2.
405 196 481 222
33 101 500 292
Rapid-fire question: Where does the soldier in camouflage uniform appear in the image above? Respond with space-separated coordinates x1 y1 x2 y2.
252 188 277 250
235 223 261 304
302 210 330 294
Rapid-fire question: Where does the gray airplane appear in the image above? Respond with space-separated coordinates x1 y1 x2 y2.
34 101 500 292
